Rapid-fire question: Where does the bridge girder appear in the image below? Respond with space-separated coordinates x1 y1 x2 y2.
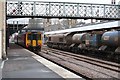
7 1 120 20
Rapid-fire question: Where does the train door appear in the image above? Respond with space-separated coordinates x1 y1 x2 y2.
32 33 38 47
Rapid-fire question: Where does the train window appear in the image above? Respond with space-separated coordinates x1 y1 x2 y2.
38 34 41 40
32 34 37 40
28 34 31 40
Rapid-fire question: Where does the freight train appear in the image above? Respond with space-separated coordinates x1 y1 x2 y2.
15 31 42 52
47 30 120 59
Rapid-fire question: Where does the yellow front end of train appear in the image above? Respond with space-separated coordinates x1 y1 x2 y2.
26 32 42 51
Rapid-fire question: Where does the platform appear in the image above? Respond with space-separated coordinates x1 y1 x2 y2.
2 43 82 80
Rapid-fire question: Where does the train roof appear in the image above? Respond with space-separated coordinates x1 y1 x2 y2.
44 21 120 35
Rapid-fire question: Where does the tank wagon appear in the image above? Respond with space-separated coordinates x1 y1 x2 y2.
100 31 120 53
47 30 120 54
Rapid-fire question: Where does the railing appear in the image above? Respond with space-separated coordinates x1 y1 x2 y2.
7 1 120 20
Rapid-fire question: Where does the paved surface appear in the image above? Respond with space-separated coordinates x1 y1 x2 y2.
2 43 64 79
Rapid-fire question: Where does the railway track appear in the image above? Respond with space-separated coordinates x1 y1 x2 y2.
44 47 120 72
37 46 120 79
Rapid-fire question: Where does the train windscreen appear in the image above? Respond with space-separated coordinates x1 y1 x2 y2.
32 34 41 40
28 34 31 40
27 33 41 40
32 34 37 40
37 34 41 40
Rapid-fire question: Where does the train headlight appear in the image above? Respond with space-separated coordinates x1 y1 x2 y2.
38 43 41 46
27 41 31 45
26 41 31 47
26 44 29 47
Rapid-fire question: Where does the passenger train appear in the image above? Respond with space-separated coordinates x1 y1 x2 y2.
15 31 42 52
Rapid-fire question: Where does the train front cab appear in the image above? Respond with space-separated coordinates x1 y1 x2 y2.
26 32 42 51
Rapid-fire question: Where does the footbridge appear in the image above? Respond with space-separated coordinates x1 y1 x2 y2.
7 1 120 20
